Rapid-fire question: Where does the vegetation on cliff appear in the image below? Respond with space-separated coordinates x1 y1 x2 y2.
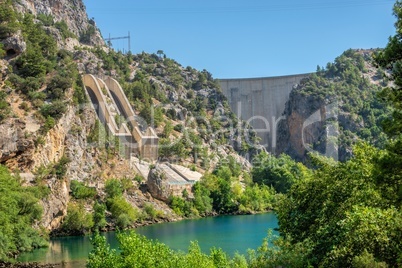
278 48 391 162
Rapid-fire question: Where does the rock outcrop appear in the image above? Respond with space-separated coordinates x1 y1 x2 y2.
276 50 385 163
147 164 193 202
276 90 332 162
0 118 35 170
14 0 104 46
1 31 26 57
39 177 69 230
147 164 174 202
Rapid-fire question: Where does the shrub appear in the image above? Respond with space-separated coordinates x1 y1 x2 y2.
0 43 5 58
16 48 47 78
46 74 73 100
134 174 143 184
79 25 96 44
40 116 55 134
0 0 18 39
70 180 96 199
174 124 184 132
62 202 94 235
143 203 162 220
105 179 123 199
52 155 71 179
107 196 138 228
37 14 54 26
116 214 131 229
55 20 75 39
40 100 67 120
28 91 47 101
93 202 107 231
19 101 30 112
0 91 10 122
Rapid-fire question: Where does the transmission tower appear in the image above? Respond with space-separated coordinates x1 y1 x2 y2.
105 32 131 53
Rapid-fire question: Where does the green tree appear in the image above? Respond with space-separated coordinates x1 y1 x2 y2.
252 152 309 193
239 184 275 213
276 144 402 266
375 0 402 207
0 90 10 123
105 179 123 199
62 202 94 235
0 166 47 260
107 196 138 229
87 231 239 268
0 0 18 39
40 100 67 120
93 202 107 231
70 180 96 199
192 182 213 215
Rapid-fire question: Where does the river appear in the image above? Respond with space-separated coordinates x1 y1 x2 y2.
17 213 278 267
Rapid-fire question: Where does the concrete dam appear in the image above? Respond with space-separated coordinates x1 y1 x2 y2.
219 74 310 152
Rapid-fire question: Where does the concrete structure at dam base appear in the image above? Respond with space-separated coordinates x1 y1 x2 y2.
219 74 310 152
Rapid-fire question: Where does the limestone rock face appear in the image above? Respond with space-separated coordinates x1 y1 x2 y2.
14 0 104 46
0 118 35 170
276 84 351 162
74 49 103 74
1 32 26 56
147 164 171 202
39 177 69 230
64 106 97 182
15 0 85 36
32 106 76 168
276 92 326 162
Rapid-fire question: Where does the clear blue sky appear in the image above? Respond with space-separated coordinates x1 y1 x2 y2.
84 0 396 79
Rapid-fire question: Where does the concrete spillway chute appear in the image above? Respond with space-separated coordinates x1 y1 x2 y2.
82 74 158 161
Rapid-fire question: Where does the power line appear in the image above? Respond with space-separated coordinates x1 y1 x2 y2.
105 32 131 52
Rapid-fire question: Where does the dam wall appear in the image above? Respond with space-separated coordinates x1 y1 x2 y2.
219 74 310 151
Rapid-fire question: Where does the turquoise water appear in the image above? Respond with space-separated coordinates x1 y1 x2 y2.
18 213 278 267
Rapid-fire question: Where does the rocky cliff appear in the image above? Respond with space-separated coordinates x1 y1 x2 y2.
0 0 180 234
0 0 255 235
276 49 390 162
14 0 104 46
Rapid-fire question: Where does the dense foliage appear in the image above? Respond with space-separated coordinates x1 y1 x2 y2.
251 152 311 193
0 166 47 260
169 159 277 217
275 144 402 267
87 232 249 268
61 202 93 235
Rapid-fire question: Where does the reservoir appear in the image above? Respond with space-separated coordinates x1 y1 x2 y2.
18 213 278 267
